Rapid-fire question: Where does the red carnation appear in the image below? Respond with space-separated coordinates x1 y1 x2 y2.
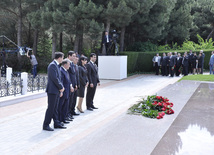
161 108 166 111
152 102 157 105
166 110 171 114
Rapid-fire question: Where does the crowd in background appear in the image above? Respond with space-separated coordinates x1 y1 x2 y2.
152 50 214 77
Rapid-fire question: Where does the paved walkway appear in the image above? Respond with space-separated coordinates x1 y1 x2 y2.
0 74 188 154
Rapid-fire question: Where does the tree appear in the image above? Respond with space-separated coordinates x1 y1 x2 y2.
0 0 24 57
115 0 140 51
41 0 65 58
69 0 102 53
124 0 157 46
27 0 48 56
191 0 214 41
162 0 193 45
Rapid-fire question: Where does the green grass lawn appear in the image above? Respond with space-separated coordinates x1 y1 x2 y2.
179 74 214 82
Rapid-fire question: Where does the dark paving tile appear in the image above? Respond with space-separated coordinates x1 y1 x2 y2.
151 83 214 155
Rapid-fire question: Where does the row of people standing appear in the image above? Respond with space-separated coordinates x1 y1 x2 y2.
43 52 100 131
152 50 206 77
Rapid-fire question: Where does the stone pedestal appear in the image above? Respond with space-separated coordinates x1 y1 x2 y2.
6 67 12 83
21 72 28 95
98 56 127 80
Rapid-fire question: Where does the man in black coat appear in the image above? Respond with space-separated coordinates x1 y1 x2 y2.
160 53 168 76
67 51 79 118
182 53 189 76
43 52 65 131
72 55 80 115
200 50 205 74
58 59 72 124
102 31 112 55
188 50 193 74
86 53 100 111
175 53 183 76
169 52 176 77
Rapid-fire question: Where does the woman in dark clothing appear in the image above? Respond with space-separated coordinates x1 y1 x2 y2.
198 53 202 74
192 52 197 74
77 56 89 113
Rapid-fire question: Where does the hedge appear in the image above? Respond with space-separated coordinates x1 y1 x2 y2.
120 49 214 74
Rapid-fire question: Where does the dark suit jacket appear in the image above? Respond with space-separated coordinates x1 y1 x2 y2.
176 57 182 66
68 62 77 88
161 56 168 66
169 56 176 67
188 53 193 63
87 61 100 87
79 66 88 86
182 56 189 67
46 60 63 94
60 67 71 99
102 35 112 44
201 53 205 63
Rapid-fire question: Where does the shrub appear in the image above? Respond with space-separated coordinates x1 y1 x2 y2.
126 41 158 52
181 34 214 50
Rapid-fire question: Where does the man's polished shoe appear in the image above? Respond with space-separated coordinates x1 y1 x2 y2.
71 112 80 116
54 124 67 129
91 106 98 109
66 117 73 121
67 114 74 119
87 107 93 111
43 126 54 131
63 121 70 124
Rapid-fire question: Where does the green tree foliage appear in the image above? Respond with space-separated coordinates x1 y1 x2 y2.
182 34 214 50
190 0 214 42
163 0 193 44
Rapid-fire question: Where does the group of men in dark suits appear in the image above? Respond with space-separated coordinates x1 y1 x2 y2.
43 52 100 131
152 50 205 77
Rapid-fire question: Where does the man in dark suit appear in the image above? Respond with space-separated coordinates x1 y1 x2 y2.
160 53 168 76
188 50 193 74
169 52 176 77
182 53 189 76
43 52 65 131
72 55 80 115
102 31 112 55
58 59 72 124
67 51 79 119
200 50 205 74
175 53 183 76
86 53 100 111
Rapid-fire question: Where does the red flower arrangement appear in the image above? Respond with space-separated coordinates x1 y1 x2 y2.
129 95 174 119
